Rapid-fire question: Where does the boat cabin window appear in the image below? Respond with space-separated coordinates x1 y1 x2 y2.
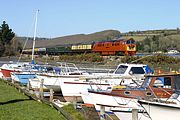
153 77 172 88
164 77 172 88
129 67 145 74
174 76 180 93
114 65 128 74
153 77 164 88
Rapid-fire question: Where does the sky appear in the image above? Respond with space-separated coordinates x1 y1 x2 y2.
1 0 180 38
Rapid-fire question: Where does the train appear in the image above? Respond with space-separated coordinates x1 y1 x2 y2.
22 38 136 56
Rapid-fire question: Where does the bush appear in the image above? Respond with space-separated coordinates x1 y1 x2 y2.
121 54 180 71
58 53 103 63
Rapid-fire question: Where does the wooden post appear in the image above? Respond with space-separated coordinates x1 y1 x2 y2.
73 99 77 109
132 109 138 120
27 81 30 91
100 105 106 120
39 79 44 99
11 78 14 84
49 89 54 102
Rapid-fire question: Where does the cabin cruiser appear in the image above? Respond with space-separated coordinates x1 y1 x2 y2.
81 72 180 120
138 74 180 120
59 63 152 102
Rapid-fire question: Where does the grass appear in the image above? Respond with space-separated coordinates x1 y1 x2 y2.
63 104 85 120
0 80 66 120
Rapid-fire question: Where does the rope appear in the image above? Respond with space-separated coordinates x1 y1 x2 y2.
18 37 29 63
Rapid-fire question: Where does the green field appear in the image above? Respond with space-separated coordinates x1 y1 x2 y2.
0 80 66 120
122 35 147 41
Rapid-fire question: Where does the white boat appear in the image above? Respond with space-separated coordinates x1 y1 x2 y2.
29 62 91 93
139 93 180 120
167 49 179 54
81 89 151 120
10 64 50 84
0 62 30 80
112 108 150 120
60 63 152 102
81 73 180 120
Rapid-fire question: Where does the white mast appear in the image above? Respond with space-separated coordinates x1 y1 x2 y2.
31 10 39 64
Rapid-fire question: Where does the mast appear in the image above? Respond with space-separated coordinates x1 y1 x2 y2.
31 10 39 64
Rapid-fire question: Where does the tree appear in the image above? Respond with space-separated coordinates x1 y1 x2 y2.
177 27 180 34
136 41 144 52
0 21 15 56
0 21 15 45
0 41 5 56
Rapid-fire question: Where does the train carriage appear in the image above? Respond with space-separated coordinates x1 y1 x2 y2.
71 44 93 54
46 46 72 55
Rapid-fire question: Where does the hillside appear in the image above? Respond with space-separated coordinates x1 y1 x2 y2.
16 30 121 48
121 28 180 41
15 28 180 52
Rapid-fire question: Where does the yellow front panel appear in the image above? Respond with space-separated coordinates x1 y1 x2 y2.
126 45 136 51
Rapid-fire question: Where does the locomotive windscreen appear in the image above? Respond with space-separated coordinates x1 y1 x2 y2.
126 39 135 44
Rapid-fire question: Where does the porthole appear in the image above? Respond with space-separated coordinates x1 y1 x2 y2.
146 92 152 96
124 91 131 95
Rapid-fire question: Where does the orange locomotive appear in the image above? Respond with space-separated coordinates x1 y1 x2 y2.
92 38 136 55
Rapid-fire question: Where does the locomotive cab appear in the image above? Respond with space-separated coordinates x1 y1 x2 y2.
124 39 136 55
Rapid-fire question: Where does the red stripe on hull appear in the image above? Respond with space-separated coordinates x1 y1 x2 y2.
1 69 15 77
64 82 110 86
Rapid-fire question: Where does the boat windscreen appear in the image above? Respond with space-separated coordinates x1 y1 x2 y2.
174 75 180 94
114 65 128 74
142 77 152 88
130 67 145 74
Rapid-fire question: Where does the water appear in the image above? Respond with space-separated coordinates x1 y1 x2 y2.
136 53 180 57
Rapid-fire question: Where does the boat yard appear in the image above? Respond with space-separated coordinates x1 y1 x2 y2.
0 58 179 120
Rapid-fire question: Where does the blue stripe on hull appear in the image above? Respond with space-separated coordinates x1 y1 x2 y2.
14 74 37 84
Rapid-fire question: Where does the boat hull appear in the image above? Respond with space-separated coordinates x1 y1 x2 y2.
81 91 149 120
0 70 3 78
113 109 150 120
1 69 16 78
11 72 37 84
139 100 180 120
61 80 111 102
